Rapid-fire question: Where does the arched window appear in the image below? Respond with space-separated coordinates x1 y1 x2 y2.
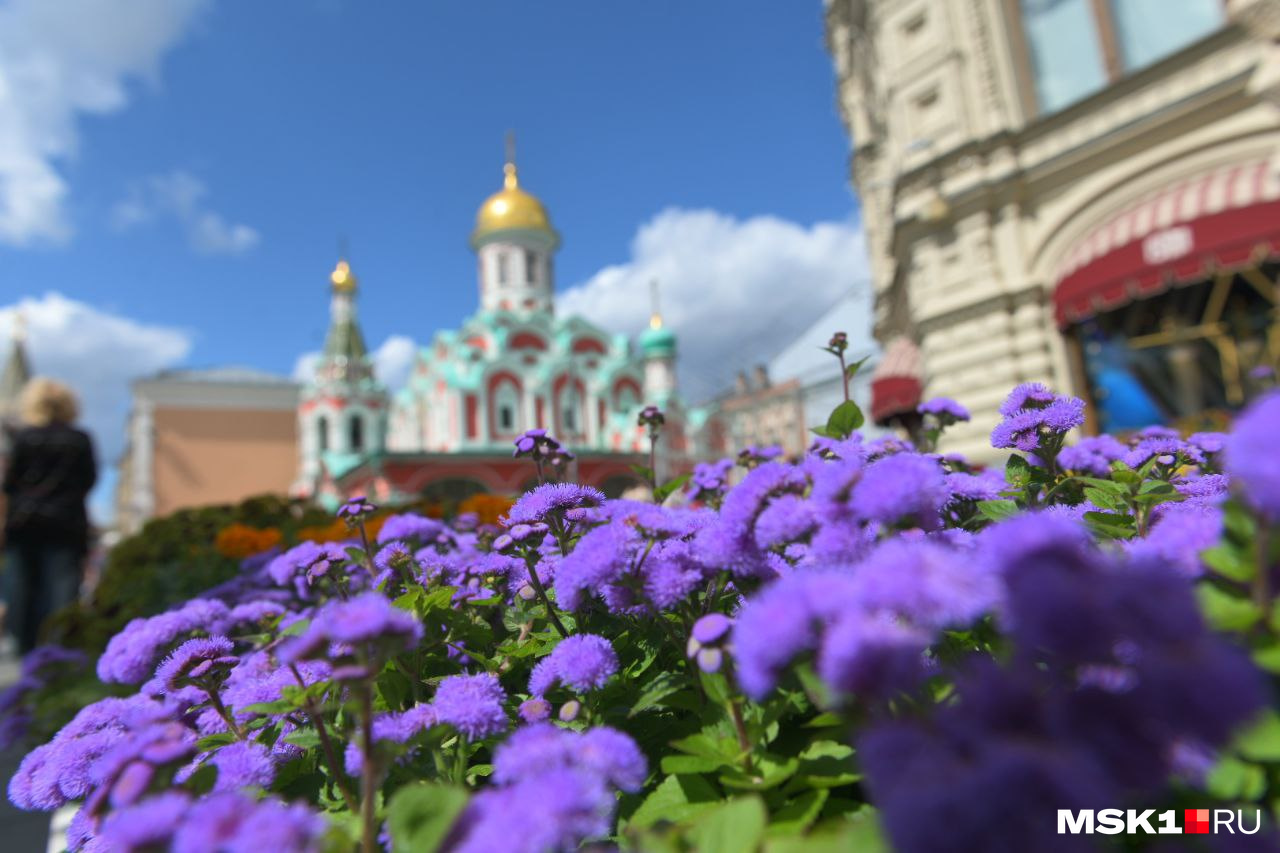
317 415 329 452
494 381 520 434
349 414 364 451
496 252 510 285
525 249 538 284
615 383 639 413
562 384 582 433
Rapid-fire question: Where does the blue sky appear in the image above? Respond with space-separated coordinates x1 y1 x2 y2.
0 0 871 516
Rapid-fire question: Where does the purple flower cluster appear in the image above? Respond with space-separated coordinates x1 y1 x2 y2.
918 397 970 423
98 598 232 684
990 383 1085 455
279 591 423 669
1225 391 1280 518
529 634 619 696
0 646 87 749
449 724 646 853
432 673 508 740
860 519 1265 853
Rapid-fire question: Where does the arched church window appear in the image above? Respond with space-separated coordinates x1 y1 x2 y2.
562 384 582 433
317 416 329 452
496 252 509 285
349 414 364 451
615 384 639 413
494 381 520 434
525 250 537 284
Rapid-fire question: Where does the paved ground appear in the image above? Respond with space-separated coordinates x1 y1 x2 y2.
0 641 53 852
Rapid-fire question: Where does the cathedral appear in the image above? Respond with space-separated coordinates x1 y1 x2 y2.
294 147 699 506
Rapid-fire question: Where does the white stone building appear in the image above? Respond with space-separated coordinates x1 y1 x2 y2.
825 0 1280 457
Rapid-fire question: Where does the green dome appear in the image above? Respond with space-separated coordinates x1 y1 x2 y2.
640 324 676 357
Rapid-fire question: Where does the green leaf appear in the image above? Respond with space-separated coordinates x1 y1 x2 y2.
690 795 767 853
655 473 692 503
627 774 721 829
630 464 654 481
387 783 469 853
699 670 732 707
1083 487 1125 512
720 756 799 791
824 401 865 440
1083 511 1136 541
766 789 828 837
809 426 832 438
1203 544 1253 583
1005 454 1033 487
661 754 728 774
1196 584 1262 632
1207 755 1267 800
976 500 1019 522
1252 643 1280 674
1237 712 1280 762
1077 477 1128 496
671 733 738 762
791 740 860 788
629 671 688 717
844 356 870 381
196 732 239 750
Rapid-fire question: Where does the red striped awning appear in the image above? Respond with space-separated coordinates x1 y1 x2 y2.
1053 159 1280 327
870 337 922 424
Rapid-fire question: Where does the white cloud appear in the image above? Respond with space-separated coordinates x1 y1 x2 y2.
292 335 419 391
559 208 871 400
0 0 212 246
0 292 193 520
110 170 259 255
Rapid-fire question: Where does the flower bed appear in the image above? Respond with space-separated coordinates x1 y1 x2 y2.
4 374 1280 851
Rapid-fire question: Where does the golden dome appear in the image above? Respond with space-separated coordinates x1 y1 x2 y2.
473 162 555 241
330 259 357 292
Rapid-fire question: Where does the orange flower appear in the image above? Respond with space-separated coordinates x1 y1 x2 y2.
459 493 516 526
214 524 283 559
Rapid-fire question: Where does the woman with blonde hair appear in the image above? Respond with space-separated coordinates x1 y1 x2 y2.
2 378 97 653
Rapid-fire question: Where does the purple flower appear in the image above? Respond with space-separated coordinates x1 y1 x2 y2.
944 470 1005 505
692 613 732 645
343 704 438 775
433 673 508 740
1127 503 1223 577
96 792 190 851
731 572 858 699
849 538 1000 630
98 599 231 684
279 592 423 664
851 453 949 531
453 768 614 853
737 444 785 468
506 483 606 525
171 792 326 853
998 382 1057 417
1225 391 1280 518
529 635 618 696
687 458 733 502
918 397 970 422
336 494 376 519
991 386 1085 455
492 723 646 792
267 541 350 589
513 428 562 460
1057 434 1126 476
817 611 929 698
208 740 275 791
518 697 551 724
153 636 238 691
377 512 445 545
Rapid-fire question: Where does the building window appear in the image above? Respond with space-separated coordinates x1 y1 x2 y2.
1018 0 1107 113
1109 0 1219 72
493 381 521 435
562 385 582 433
349 414 364 451
317 416 329 452
1014 0 1221 115
525 249 537 284
496 252 509 285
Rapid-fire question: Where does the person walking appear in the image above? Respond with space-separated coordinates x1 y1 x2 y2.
1 379 96 654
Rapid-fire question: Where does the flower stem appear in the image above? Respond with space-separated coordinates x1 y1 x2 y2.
356 519 376 576
205 688 245 740
359 686 378 853
648 435 658 496
453 736 469 786
288 665 358 812
838 353 849 402
1255 525 1272 614
524 556 569 638
727 697 754 775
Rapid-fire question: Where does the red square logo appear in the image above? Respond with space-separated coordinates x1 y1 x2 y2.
1185 809 1211 834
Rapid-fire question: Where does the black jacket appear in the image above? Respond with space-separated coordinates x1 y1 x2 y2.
3 423 97 553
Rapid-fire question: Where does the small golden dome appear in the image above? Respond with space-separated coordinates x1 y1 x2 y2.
473 162 555 240
330 259 357 292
